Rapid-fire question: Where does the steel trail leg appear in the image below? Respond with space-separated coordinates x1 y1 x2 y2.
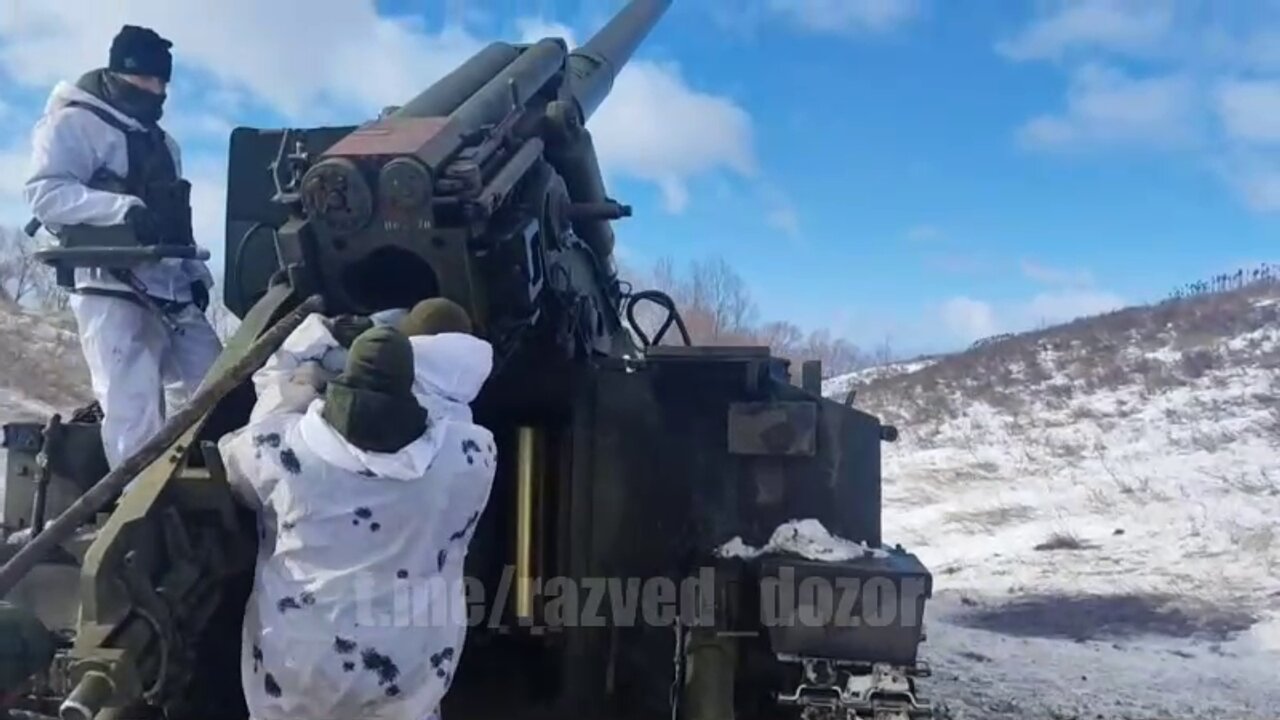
683 627 737 720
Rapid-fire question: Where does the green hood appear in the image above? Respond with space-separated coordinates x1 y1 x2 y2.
399 297 473 337
321 326 427 454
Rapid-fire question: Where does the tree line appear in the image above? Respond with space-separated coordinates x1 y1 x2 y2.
621 256 872 378
1168 263 1279 300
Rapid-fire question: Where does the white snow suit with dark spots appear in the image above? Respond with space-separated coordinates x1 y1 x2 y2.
24 79 221 475
219 325 496 720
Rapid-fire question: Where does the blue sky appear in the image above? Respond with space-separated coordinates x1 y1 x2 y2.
3 1 1280 356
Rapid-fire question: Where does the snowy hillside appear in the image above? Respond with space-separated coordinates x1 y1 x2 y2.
0 302 90 417
0 303 91 514
822 356 938 400
835 283 1280 719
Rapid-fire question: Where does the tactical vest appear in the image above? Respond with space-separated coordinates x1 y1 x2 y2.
63 100 194 247
40 101 196 310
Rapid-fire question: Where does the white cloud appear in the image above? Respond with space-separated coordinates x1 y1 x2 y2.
592 60 756 213
516 18 575 45
1020 259 1094 287
1021 289 1125 326
0 158 30 228
0 1 761 226
165 111 237 145
996 0 1174 62
1213 152 1280 212
1001 1 1280 214
185 157 229 277
514 18 757 215
0 144 29 201
940 296 998 342
939 288 1126 344
765 205 800 240
1240 173 1280 211
0 1 482 120
767 0 923 35
757 183 801 241
1016 63 1196 151
1214 79 1280 144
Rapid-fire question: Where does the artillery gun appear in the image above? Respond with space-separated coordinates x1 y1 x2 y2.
0 1 935 718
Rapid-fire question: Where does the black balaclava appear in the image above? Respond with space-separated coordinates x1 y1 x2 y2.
76 25 173 126
321 326 428 454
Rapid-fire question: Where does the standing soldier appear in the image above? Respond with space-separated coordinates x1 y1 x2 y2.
23 25 222 479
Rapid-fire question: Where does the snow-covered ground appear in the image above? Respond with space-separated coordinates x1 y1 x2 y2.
834 287 1280 719
2 284 1278 717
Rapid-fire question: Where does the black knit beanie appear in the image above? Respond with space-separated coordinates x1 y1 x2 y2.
108 25 173 82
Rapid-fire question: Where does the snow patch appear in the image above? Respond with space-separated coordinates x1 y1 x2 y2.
822 358 937 399
716 519 889 561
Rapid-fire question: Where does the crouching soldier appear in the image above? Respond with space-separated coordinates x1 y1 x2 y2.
218 323 496 720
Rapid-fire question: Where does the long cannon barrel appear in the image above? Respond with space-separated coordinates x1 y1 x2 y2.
390 42 521 118
567 0 672 121
389 0 669 127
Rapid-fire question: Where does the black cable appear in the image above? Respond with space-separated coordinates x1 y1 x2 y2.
232 222 278 311
624 289 690 347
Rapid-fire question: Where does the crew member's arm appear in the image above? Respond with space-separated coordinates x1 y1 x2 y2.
249 314 343 422
23 108 141 227
217 427 265 512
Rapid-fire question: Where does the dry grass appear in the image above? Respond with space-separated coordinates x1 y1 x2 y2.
1199 469 1280 497
0 305 91 412
1033 531 1097 552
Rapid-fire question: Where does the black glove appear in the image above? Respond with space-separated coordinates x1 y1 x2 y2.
191 281 209 312
124 205 162 246
328 315 374 348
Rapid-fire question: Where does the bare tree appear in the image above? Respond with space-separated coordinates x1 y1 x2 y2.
0 226 42 305
873 334 894 365
687 257 756 340
621 254 866 377
797 328 864 378
0 226 71 313
757 320 804 357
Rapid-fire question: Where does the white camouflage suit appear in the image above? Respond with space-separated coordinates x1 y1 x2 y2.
218 314 497 720
23 80 221 471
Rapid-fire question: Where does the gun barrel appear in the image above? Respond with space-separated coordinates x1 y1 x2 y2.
391 42 522 119
449 38 568 130
567 0 672 121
